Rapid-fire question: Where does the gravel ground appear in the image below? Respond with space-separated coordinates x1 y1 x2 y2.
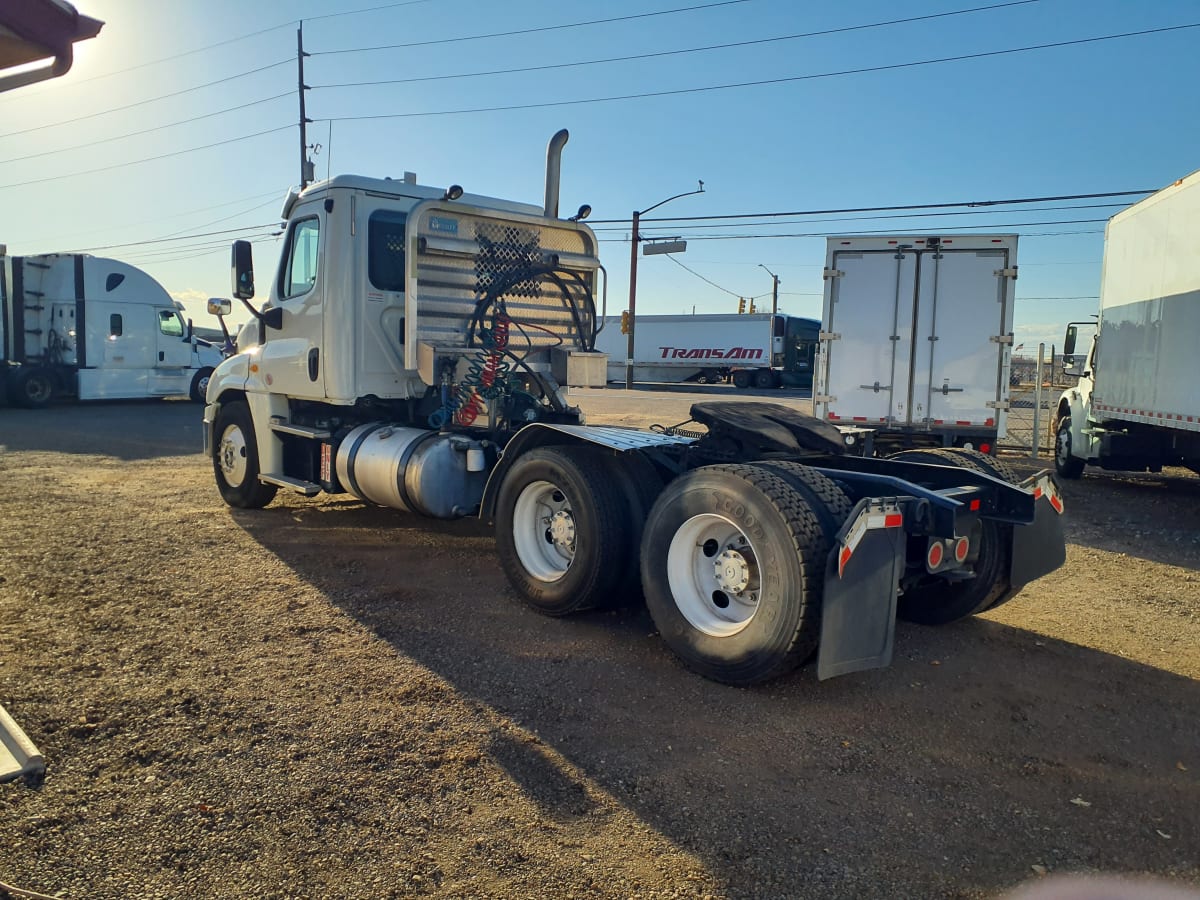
1 392 1198 900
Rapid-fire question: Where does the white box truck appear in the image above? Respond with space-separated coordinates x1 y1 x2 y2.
1053 170 1200 478
0 250 225 407
594 312 820 389
202 131 1064 687
814 234 1017 456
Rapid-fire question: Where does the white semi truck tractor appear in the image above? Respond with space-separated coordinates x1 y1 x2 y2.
203 131 1067 686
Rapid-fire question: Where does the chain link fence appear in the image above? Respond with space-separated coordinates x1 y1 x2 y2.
1000 346 1081 455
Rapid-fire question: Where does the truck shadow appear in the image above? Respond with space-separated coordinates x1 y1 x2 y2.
233 500 1200 898
0 400 203 461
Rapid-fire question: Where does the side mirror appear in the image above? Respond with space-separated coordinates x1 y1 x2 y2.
1063 325 1077 357
262 306 284 330
231 240 255 300
187 318 194 340
207 298 232 317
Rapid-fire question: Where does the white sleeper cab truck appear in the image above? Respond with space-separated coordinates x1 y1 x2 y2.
815 235 1017 456
0 249 224 407
1054 169 1200 478
204 131 1066 686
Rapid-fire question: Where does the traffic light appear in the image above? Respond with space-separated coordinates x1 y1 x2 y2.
749 299 756 314
620 310 630 334
737 297 746 314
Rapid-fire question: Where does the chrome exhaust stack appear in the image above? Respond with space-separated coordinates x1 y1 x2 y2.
544 129 569 219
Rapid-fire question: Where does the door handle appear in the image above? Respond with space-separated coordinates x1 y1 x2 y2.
159 351 164 361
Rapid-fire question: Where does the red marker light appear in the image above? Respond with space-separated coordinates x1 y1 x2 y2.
927 542 944 569
954 537 970 563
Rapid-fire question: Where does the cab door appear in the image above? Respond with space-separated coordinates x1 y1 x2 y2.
151 307 192 395
259 211 325 398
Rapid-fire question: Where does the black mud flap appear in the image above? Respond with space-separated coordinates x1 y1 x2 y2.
1009 473 1067 591
817 500 906 680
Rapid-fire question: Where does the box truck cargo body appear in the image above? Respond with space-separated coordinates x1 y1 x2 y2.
815 235 1017 454
0 251 224 407
1054 169 1200 477
594 312 819 388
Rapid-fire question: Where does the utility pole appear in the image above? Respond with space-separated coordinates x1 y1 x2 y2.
759 264 780 315
297 22 312 188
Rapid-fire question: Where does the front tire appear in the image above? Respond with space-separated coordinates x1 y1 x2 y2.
12 367 53 409
494 446 630 616
189 367 214 403
641 464 829 685
887 449 1009 625
213 401 277 509
1054 415 1085 479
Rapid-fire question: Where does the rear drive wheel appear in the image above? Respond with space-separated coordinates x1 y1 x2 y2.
887 449 1009 625
189 367 215 403
641 464 829 685
941 447 1020 484
12 367 53 409
1054 415 1085 479
731 370 752 390
495 446 629 616
213 401 278 509
753 368 775 389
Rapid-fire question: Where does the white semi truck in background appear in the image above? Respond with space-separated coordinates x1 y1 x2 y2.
1054 169 1200 478
0 250 225 407
202 130 1065 686
815 234 1017 456
593 312 820 389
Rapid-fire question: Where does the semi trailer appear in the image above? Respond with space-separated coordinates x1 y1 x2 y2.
203 131 1065 686
815 234 1018 456
1054 169 1200 478
593 312 819 389
0 249 225 407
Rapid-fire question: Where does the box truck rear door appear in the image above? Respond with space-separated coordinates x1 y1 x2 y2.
824 249 917 425
912 248 1009 430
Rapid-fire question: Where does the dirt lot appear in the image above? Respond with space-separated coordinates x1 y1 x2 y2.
1 389 1198 899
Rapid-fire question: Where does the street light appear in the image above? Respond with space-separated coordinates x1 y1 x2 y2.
759 264 780 315
626 180 704 389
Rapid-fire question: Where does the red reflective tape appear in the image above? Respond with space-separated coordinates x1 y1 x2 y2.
956 420 971 426
1050 494 1064 514
839 546 853 577
883 513 903 528
828 413 840 420
985 418 995 427
852 416 867 422
1033 486 1043 499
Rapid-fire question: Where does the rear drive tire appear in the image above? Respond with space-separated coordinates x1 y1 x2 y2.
590 449 664 606
494 446 629 616
731 370 752 390
753 368 775 389
1054 416 1085 479
641 464 829 685
12 367 53 409
887 449 1009 625
941 447 1020 484
213 400 278 509
189 367 215 403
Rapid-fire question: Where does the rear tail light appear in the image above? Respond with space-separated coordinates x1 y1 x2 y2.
954 537 970 563
926 542 944 569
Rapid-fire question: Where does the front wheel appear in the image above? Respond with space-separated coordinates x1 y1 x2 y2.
1054 415 1085 479
12 367 53 409
212 401 277 509
641 464 829 685
189 367 214 403
494 446 630 616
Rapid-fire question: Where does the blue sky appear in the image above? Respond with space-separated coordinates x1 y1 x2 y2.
2 0 1198 353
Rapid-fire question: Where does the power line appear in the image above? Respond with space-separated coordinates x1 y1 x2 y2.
594 202 1130 233
664 254 749 298
306 0 436 22
0 127 293 192
596 219 1110 242
313 0 754 55
0 60 292 139
62 223 282 255
0 93 293 166
313 0 1037 90
316 23 1200 124
589 191 1152 226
